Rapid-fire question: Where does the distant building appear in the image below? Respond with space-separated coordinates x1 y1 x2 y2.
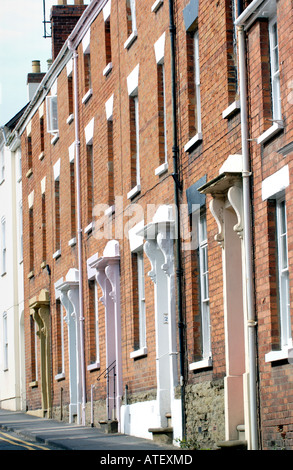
0 106 27 411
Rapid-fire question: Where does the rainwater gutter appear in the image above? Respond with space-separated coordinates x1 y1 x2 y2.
168 0 186 442
236 0 259 450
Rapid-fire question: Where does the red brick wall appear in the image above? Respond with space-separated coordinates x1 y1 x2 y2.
51 5 87 60
247 0 293 449
20 0 293 449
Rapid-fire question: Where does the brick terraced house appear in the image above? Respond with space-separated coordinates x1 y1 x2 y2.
3 0 293 450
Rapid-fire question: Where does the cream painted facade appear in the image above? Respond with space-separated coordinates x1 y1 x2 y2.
0 118 25 411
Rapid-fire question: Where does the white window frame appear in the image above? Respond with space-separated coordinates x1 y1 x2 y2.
55 301 65 380
19 201 23 263
189 212 212 370
124 0 137 49
86 271 101 371
127 66 141 200
198 213 211 360
269 15 281 121
34 318 38 381
46 95 59 134
129 0 136 32
1 217 6 275
184 29 202 152
128 221 147 359
94 283 100 364
160 63 168 165
276 198 291 350
137 250 146 350
134 95 140 187
3 311 8 371
53 161 61 259
194 30 202 135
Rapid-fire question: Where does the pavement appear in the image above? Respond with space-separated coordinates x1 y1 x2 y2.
0 408 182 453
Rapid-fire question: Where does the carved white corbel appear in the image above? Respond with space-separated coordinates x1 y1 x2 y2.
105 263 119 303
96 269 107 306
60 291 70 325
227 184 243 239
144 239 158 283
157 231 174 277
68 288 79 322
210 197 225 247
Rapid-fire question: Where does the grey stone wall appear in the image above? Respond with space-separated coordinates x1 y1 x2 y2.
184 379 225 449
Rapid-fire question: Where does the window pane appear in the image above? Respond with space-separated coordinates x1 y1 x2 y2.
277 199 291 349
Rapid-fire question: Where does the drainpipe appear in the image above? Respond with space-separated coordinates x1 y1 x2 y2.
168 0 186 442
68 41 86 426
237 2 259 450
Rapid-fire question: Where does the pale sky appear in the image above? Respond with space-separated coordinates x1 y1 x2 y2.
0 0 90 126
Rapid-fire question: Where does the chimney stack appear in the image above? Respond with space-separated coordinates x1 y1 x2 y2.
27 61 45 101
31 60 41 73
51 1 86 60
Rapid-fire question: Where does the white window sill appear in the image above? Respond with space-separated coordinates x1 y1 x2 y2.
26 168 33 178
257 121 284 145
1 271 7 278
67 114 74 125
0 179 4 186
87 362 100 372
124 31 138 50
222 100 240 119
265 344 293 363
27 270 34 279
189 357 212 371
53 249 61 260
84 222 93 234
155 162 168 176
151 0 164 12
39 151 45 161
51 133 59 145
184 132 202 152
82 89 93 104
103 62 113 77
55 372 65 381
68 237 76 247
130 347 148 359
127 184 141 200
29 381 38 388
105 205 115 216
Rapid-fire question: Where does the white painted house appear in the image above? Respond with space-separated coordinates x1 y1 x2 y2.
0 108 26 411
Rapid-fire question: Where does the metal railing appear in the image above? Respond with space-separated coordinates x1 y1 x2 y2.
96 360 117 422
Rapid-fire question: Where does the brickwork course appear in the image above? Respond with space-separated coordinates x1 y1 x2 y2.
10 0 293 451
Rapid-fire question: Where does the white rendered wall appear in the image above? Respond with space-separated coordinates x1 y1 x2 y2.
121 397 182 445
0 137 25 411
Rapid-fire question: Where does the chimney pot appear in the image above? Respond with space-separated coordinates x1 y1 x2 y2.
32 60 41 73
74 0 84 4
57 0 67 5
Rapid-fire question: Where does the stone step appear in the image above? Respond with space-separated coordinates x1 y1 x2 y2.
99 419 118 434
217 439 247 450
148 426 173 445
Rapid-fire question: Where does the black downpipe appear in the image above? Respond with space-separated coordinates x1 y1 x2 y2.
168 0 186 442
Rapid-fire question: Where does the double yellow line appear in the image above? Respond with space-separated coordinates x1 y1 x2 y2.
0 431 50 450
